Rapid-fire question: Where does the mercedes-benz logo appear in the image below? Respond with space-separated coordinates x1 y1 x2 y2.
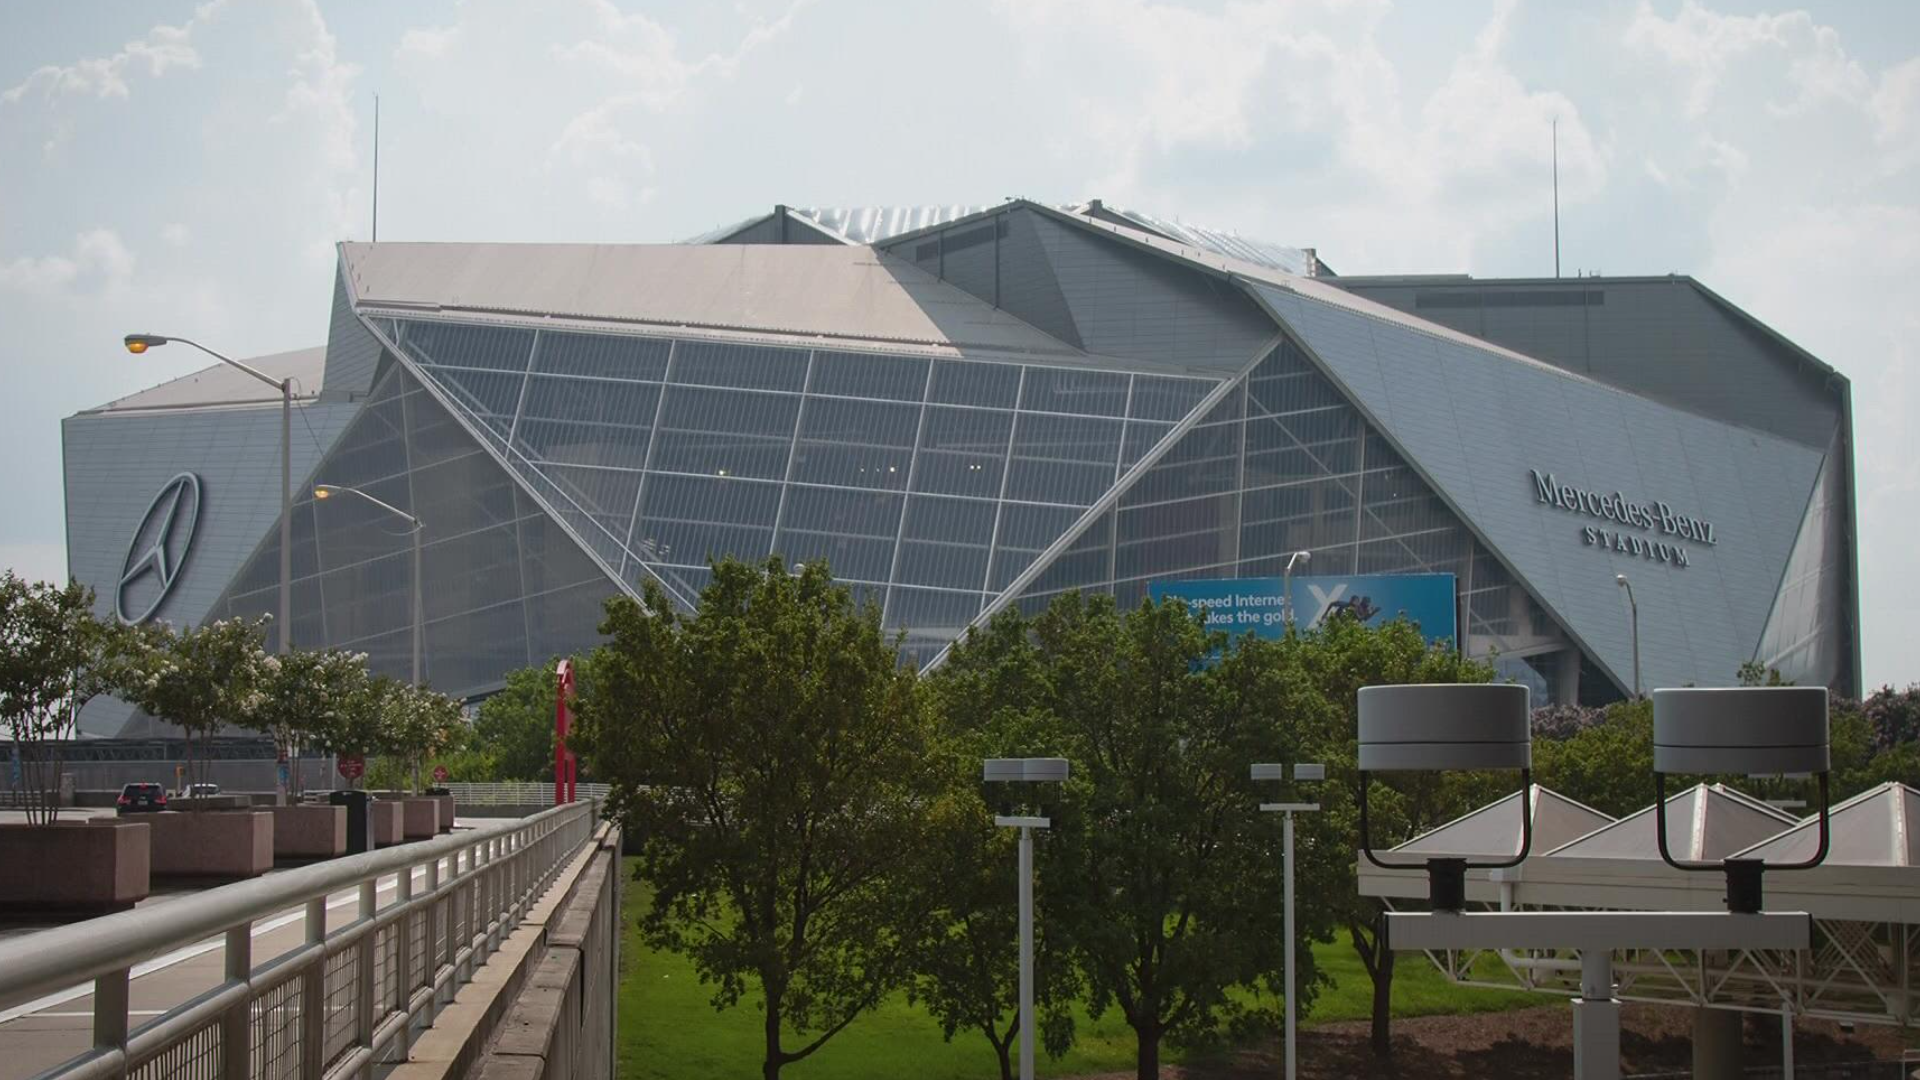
116 472 203 625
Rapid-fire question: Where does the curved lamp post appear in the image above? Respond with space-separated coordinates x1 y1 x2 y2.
1652 687 1831 913
1282 550 1311 629
1252 762 1324 1080
313 484 424 688
125 334 292 652
983 757 1070 1080
1357 683 1533 912
1615 574 1640 697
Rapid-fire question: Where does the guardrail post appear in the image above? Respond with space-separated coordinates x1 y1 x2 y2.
94 966 129 1075
357 880 377 1070
424 855 442 1019
393 860 414 1063
221 925 252 1080
301 897 325 1079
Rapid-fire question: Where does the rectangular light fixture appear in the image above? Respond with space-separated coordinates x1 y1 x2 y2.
983 757 1071 783
1293 763 1326 781
1250 763 1284 781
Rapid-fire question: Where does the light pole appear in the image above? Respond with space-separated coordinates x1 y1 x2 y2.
1252 761 1325 1080
1282 550 1311 629
983 756 1070 1080
313 484 424 687
124 334 292 654
1614 574 1640 697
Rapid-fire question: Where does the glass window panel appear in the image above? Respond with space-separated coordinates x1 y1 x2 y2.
1120 422 1175 470
629 520 772 566
894 541 989 591
659 385 800 436
419 367 524 424
929 359 1021 408
517 418 654 472
1129 376 1218 422
670 340 808 392
1241 479 1359 558
798 397 920 446
903 495 997 545
1115 497 1237 580
519 374 659 425
312 475 415 571
886 587 983 632
1020 518 1113 597
651 431 790 480
1120 423 1241 507
995 503 1082 551
411 448 519 540
1019 367 1131 416
402 379 485 470
319 550 413 647
1011 413 1123 464
780 487 903 539
524 578 619 660
921 406 1013 454
789 444 912 489
776 533 895 583
540 464 642 529
402 321 536 372
1355 533 1469 576
639 473 781 525
420 522 524 621
534 331 670 381
810 351 929 402
1004 459 1117 506
421 599 530 694
912 452 1002 497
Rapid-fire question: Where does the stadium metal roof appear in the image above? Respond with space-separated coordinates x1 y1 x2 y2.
690 201 1319 276
80 346 327 414
1389 784 1616 860
339 240 1167 367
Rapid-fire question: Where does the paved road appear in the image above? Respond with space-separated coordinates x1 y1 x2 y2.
0 833 461 1079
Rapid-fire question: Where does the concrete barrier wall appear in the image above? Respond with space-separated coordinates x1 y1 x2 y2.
472 830 621 1080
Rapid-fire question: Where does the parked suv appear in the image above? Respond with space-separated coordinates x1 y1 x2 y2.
180 782 220 798
116 783 167 814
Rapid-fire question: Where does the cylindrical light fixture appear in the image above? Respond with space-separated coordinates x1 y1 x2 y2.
1356 683 1534 911
1650 687 1831 913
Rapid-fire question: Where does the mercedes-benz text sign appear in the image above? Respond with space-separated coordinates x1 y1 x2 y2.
115 472 202 624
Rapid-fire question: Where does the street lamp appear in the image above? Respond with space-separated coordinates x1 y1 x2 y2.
1282 550 1311 629
1356 683 1533 911
124 334 293 654
1615 574 1640 697
1252 761 1325 1080
313 484 424 687
1652 687 1831 913
983 756 1070 1080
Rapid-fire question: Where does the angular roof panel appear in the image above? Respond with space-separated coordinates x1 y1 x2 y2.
341 241 1117 364
1543 783 1798 862
83 346 327 413
1729 782 1918 867
1393 784 1615 860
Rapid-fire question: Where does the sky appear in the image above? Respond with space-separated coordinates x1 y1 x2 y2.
1 0 1914 689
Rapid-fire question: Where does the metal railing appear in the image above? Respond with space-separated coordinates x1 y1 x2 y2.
442 782 610 807
0 800 599 1080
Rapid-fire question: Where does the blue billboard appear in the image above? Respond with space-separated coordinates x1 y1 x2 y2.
1148 573 1457 647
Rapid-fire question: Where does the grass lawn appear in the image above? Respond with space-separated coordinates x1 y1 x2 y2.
614 858 1539 1079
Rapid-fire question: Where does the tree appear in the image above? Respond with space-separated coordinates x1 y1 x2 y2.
0 573 139 823
119 616 270 787
472 660 576 781
1026 593 1335 1080
377 681 466 793
913 611 1079 1080
251 648 371 794
574 557 935 1080
1285 613 1498 1058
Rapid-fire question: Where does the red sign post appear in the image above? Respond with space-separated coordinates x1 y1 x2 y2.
337 754 365 782
554 660 578 805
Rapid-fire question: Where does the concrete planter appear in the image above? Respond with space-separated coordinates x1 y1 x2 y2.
371 801 405 847
401 799 440 840
434 795 456 833
0 821 150 912
268 805 346 860
97 811 273 879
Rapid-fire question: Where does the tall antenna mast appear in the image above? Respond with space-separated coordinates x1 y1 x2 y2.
372 93 380 243
1543 117 1559 276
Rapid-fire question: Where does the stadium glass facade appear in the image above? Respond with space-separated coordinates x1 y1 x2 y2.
62 199 1858 735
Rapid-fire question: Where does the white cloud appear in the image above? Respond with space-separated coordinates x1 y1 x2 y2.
989 0 1605 269
2 0 228 103
0 228 136 298
160 223 191 247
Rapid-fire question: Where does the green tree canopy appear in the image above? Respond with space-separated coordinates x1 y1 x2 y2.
575 557 936 1080
471 659 578 782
